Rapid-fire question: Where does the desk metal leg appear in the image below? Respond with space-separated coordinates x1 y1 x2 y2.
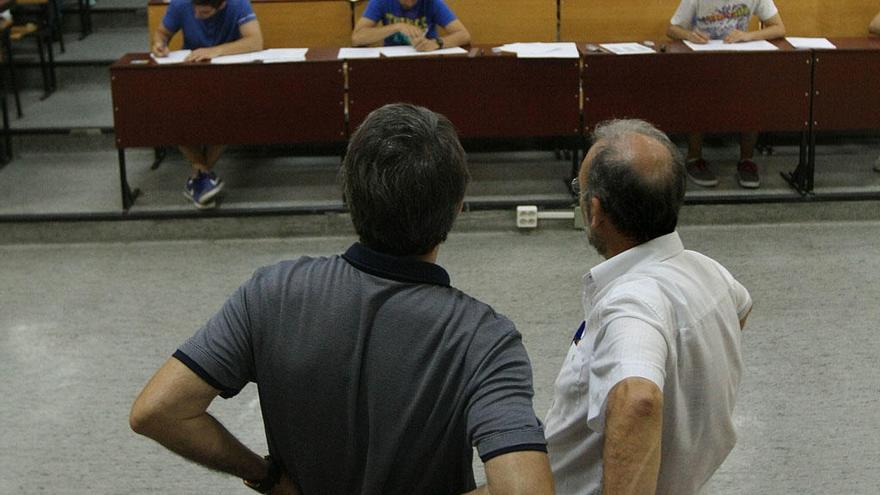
78 0 93 40
781 130 815 196
118 148 141 211
150 146 166 170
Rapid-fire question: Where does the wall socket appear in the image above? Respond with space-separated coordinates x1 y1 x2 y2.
516 205 539 228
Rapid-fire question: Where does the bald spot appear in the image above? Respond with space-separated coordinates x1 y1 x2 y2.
610 133 674 182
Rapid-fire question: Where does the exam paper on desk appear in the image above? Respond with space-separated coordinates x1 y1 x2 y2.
683 40 778 52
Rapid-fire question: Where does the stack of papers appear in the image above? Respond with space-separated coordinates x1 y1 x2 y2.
211 48 308 64
786 37 836 50
378 46 468 57
684 40 778 52
599 42 655 55
497 42 579 59
337 47 383 59
151 50 190 64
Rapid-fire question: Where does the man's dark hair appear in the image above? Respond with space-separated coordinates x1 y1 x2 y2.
342 103 470 256
192 0 224 8
586 119 686 244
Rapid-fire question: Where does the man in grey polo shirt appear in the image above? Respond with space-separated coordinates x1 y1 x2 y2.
545 119 751 494
130 103 554 495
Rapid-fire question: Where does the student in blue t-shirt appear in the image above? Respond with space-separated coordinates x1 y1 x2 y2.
352 0 470 52
150 0 263 209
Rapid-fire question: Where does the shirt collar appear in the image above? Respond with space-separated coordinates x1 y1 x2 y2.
584 231 684 297
342 242 451 287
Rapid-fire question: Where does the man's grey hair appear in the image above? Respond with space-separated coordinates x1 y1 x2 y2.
585 119 686 244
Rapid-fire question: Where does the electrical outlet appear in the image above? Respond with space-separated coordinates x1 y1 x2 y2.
516 206 538 228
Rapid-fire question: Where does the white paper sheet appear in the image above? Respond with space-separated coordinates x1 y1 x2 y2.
151 50 191 64
210 48 309 64
786 37 836 50
599 42 655 55
378 46 468 57
337 47 383 59
497 42 579 59
683 40 778 52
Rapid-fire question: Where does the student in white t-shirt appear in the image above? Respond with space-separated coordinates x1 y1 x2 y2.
667 0 785 189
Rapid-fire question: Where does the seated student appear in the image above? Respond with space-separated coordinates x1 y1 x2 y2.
151 0 263 208
667 0 785 189
352 0 470 52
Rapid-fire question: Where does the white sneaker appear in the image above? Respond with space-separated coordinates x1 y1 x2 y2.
874 155 880 173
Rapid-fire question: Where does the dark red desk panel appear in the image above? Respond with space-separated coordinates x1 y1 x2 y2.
812 37 880 131
581 40 812 134
347 46 581 139
110 49 345 148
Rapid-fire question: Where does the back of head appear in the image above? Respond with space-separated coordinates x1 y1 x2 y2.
343 103 470 256
587 119 686 244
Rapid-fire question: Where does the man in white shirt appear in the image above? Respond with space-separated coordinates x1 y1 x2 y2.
544 119 752 495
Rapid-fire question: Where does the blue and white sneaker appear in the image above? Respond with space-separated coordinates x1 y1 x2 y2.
184 171 224 208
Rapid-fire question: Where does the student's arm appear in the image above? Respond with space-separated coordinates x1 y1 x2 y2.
413 19 470 51
602 377 663 495
667 23 709 44
462 451 554 495
351 16 425 46
186 20 264 61
870 12 880 36
724 14 785 43
152 24 174 57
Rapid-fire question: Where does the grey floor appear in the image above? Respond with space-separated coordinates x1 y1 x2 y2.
2 217 880 493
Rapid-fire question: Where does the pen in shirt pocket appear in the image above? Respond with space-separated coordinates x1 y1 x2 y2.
572 321 586 345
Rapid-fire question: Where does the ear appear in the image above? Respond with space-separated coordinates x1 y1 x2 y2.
589 196 603 229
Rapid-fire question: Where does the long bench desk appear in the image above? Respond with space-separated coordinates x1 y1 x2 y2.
782 37 880 194
110 49 345 210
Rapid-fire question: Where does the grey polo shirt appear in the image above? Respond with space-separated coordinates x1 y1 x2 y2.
174 242 546 494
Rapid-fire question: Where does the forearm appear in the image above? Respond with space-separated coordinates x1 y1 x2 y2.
440 29 469 49
870 15 880 35
213 35 263 57
352 23 398 46
666 24 692 41
750 23 785 41
134 411 267 481
602 380 663 495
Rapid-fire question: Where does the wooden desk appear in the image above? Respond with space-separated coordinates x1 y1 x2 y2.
581 40 812 134
147 0 355 50
110 49 345 209
811 37 880 131
347 46 581 140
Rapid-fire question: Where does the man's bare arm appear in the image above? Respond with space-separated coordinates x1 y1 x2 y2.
462 450 554 495
667 24 709 44
129 357 268 481
152 24 174 56
724 14 785 43
870 12 880 35
351 17 424 46
602 377 663 495
186 20 264 61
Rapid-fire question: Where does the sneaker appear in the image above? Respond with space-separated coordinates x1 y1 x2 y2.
737 159 761 188
184 171 224 208
873 155 880 173
685 158 718 187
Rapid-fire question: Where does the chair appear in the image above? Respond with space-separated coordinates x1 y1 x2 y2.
8 18 55 99
15 0 62 53
0 17 11 162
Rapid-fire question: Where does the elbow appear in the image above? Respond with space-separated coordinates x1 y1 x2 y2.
666 25 676 39
609 379 664 419
871 23 880 36
129 399 162 437
460 29 471 46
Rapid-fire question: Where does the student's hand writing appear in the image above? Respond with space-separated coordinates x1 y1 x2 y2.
687 30 710 44
396 23 425 45
413 37 440 52
185 47 220 62
724 29 752 43
151 41 170 57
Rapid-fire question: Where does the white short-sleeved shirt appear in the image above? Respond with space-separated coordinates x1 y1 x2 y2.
670 0 779 39
544 232 751 495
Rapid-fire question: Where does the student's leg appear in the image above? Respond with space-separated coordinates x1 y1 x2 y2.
685 133 717 187
204 145 226 171
179 145 208 177
736 132 760 188
687 133 703 161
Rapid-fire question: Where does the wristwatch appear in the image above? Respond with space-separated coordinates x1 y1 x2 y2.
243 455 281 494
435 36 445 49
